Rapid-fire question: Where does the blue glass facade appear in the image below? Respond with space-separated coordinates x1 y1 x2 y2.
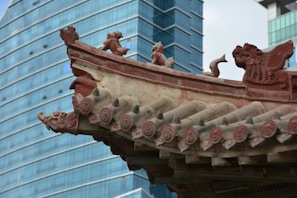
268 10 297 46
260 0 297 69
0 0 202 197
136 0 203 73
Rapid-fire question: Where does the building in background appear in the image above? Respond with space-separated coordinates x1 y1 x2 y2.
0 0 203 197
257 0 297 69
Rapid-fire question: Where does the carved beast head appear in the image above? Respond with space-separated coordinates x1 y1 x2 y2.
152 42 164 53
113 31 123 39
232 43 263 69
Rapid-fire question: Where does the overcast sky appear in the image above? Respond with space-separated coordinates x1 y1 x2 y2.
203 0 268 80
0 0 268 80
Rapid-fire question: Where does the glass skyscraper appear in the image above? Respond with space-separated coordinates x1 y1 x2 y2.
256 0 297 46
257 0 297 69
0 0 203 197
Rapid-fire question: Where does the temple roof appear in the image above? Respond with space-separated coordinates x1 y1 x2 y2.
38 26 297 197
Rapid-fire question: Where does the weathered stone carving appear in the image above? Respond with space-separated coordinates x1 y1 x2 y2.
151 42 174 68
60 26 79 45
232 40 294 89
100 31 129 56
38 111 78 134
203 54 227 77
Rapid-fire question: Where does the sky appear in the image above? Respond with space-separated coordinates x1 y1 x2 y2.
0 0 268 80
203 0 268 80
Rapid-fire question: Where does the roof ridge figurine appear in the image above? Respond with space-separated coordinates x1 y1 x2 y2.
151 41 174 68
203 54 228 77
100 31 129 56
232 40 294 89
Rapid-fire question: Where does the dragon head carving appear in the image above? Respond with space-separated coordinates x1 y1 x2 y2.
232 40 293 86
232 43 263 70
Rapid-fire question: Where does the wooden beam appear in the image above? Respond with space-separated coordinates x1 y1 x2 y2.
185 155 210 164
133 142 156 151
172 165 297 183
238 155 266 165
211 157 231 166
159 150 185 160
169 159 189 171
159 150 171 159
126 156 168 165
267 152 297 163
